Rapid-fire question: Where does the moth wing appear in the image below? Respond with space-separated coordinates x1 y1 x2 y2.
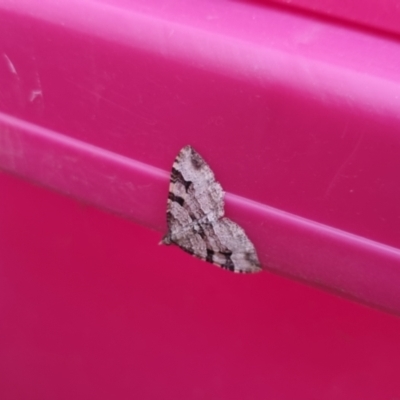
209 218 261 273
171 218 261 274
167 145 224 229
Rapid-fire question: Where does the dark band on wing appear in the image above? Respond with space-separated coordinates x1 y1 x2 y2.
220 250 235 272
171 167 192 192
189 149 205 170
205 249 235 271
168 192 184 206
222 258 235 272
206 248 214 263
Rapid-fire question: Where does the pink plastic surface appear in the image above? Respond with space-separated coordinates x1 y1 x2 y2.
1 0 400 312
2 170 400 399
265 0 400 37
2 1 400 397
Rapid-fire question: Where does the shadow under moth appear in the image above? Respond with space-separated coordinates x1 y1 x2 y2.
161 145 261 273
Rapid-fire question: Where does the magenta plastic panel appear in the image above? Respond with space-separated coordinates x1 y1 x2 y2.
2 1 400 397
1 2 400 307
265 0 400 37
2 171 400 399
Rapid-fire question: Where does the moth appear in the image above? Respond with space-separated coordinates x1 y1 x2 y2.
161 145 261 273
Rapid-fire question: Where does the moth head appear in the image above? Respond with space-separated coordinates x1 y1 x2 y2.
160 233 172 246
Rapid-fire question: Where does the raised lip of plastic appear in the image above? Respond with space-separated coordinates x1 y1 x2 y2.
265 0 400 38
1 111 400 314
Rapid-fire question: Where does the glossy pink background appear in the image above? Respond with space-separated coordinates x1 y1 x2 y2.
1 0 400 397
1 171 400 399
264 0 400 37
1 0 400 312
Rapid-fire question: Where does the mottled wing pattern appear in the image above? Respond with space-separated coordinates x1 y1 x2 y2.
162 145 261 274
